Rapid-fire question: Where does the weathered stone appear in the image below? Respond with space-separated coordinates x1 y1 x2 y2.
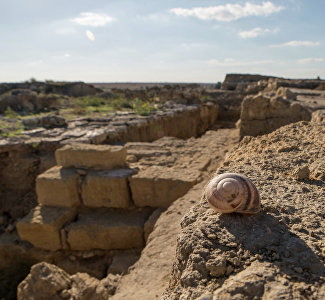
17 262 113 300
212 262 276 300
36 166 80 207
65 210 150 251
68 272 110 300
81 169 134 208
311 109 325 123
240 93 312 136
17 205 77 250
17 262 71 300
275 87 297 100
129 166 199 207
310 158 325 181
55 143 126 169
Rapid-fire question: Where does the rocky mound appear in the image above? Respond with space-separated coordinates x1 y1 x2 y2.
17 262 120 300
164 120 325 299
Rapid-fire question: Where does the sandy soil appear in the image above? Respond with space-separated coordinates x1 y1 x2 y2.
164 121 325 299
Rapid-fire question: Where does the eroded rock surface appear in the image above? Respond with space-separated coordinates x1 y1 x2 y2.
164 121 325 299
17 262 120 300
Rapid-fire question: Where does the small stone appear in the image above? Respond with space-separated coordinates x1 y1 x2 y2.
207 234 217 240
231 258 240 266
5 224 15 233
69 255 77 261
82 251 95 259
229 251 236 258
77 169 87 176
206 257 227 277
291 166 310 181
197 294 213 300
126 155 137 163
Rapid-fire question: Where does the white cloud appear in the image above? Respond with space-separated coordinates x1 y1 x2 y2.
86 30 96 41
271 40 320 47
239 27 278 38
64 53 70 58
208 58 276 66
297 57 325 64
170 1 284 22
71 12 113 27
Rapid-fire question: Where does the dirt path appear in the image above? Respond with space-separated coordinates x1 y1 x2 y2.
111 129 239 299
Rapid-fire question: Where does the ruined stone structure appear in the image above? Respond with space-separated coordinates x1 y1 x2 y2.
17 143 199 252
0 103 218 223
239 87 325 136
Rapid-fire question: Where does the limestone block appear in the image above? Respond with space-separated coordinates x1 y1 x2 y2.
65 209 150 251
81 169 135 208
36 166 80 207
55 143 126 169
129 166 199 207
17 205 77 251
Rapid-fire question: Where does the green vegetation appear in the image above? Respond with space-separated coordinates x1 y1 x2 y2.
66 95 156 117
132 97 156 116
4 107 19 119
200 95 211 102
0 94 158 138
0 119 24 138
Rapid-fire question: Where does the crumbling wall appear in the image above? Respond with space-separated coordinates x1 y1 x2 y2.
239 89 312 137
0 103 218 221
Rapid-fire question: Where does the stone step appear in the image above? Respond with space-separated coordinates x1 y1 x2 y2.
36 166 80 207
16 205 77 251
81 168 135 208
55 143 126 169
64 209 151 251
129 166 200 207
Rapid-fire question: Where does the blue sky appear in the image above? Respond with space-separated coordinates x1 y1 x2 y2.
1 0 324 82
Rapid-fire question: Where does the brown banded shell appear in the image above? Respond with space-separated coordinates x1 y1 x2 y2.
204 173 260 214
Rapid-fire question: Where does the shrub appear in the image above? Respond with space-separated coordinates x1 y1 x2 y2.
132 98 156 116
4 107 19 119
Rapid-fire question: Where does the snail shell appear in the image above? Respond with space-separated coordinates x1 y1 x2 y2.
204 173 260 214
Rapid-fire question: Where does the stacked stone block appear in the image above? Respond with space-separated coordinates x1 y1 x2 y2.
17 143 199 252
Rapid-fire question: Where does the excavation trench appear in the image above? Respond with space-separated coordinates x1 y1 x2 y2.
0 102 240 299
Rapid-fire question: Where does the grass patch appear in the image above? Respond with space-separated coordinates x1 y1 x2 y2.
132 98 156 116
4 107 19 119
0 120 24 138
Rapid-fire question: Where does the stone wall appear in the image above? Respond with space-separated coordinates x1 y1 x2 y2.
238 87 325 137
17 143 199 252
0 103 218 221
221 73 276 91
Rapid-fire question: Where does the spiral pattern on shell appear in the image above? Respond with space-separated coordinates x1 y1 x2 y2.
204 173 260 214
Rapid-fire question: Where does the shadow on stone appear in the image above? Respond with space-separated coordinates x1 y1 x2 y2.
219 211 325 281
